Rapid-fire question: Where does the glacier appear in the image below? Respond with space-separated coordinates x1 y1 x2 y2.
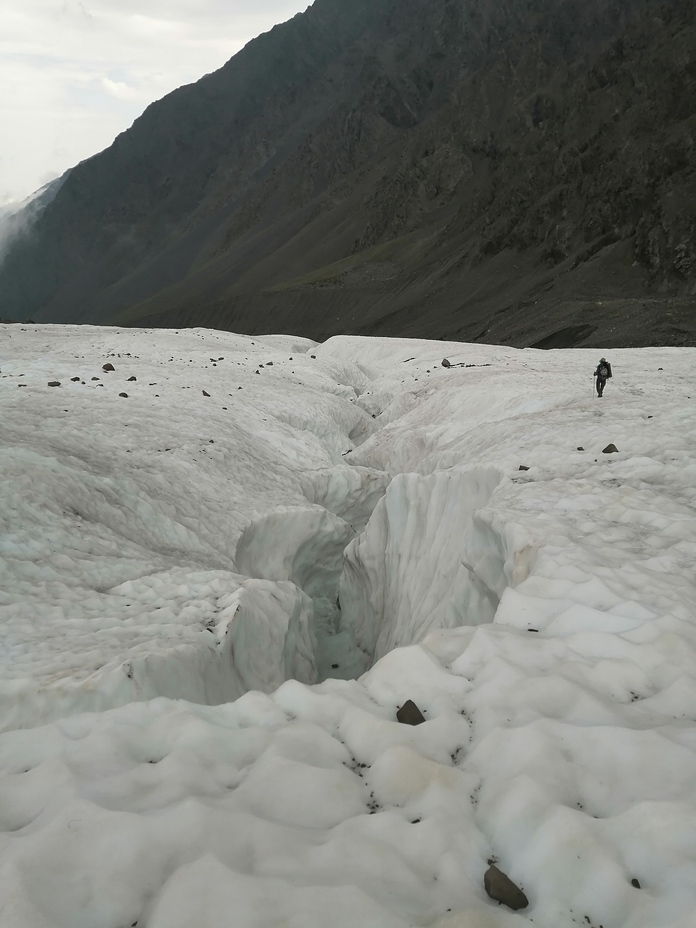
0 324 695 928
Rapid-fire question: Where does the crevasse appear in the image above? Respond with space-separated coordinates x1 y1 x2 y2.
338 467 518 670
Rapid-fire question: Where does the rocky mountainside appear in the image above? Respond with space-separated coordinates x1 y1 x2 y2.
1 0 695 347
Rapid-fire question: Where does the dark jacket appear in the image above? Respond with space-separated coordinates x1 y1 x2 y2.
594 361 612 379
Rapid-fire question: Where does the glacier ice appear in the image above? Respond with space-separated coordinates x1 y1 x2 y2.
1 325 696 928
340 466 505 669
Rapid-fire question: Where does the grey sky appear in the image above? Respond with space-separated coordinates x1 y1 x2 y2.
1 0 308 205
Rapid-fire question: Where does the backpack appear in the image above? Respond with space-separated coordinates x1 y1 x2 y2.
599 364 609 378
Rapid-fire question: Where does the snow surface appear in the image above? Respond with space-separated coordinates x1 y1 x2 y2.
1 325 696 928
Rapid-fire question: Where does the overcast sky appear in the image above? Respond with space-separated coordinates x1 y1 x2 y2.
0 0 308 206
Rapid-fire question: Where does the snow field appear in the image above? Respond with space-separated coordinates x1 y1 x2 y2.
1 326 696 927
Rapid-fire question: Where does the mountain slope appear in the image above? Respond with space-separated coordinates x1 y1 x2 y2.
1 0 695 346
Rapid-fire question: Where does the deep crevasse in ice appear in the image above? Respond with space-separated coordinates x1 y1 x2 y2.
1 327 696 928
340 467 508 669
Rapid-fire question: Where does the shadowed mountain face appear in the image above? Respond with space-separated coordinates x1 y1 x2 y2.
1 0 695 347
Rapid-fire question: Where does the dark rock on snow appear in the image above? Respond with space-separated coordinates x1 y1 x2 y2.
397 700 426 726
47 381 61 387
518 465 530 471
602 443 619 454
102 363 115 372
119 392 128 398
484 864 529 911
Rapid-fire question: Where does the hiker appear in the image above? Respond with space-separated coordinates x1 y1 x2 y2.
594 357 612 397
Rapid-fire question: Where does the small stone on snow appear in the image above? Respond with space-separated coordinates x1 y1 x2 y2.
483 864 529 910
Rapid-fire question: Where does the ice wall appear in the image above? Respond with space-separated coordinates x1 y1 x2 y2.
299 464 390 532
236 506 356 639
339 467 516 668
235 465 392 679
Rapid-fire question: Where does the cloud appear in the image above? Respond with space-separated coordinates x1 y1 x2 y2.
0 172 69 276
0 209 30 266
0 0 308 202
0 196 42 279
101 77 142 101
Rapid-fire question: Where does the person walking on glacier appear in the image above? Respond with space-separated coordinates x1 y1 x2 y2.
594 357 612 397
